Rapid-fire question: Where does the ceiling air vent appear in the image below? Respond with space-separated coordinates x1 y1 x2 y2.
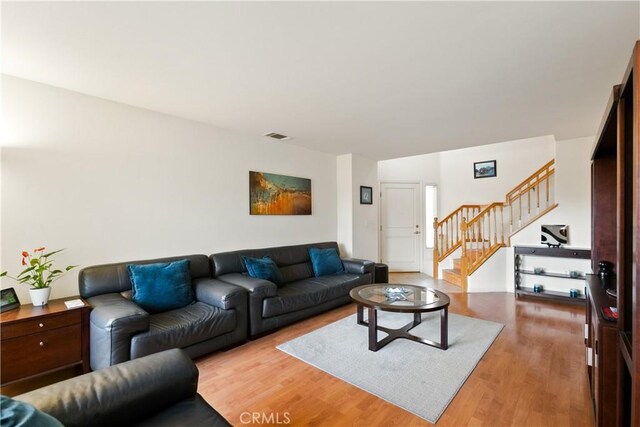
264 132 291 141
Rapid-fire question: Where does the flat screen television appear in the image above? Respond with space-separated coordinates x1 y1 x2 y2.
541 224 568 247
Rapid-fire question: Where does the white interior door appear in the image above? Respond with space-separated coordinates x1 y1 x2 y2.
380 182 421 272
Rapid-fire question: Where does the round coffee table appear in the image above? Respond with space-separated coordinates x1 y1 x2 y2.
349 284 450 352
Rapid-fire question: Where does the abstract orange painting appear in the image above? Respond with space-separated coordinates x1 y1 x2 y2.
250 171 312 215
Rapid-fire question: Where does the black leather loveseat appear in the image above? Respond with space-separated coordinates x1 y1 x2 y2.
14 349 230 427
79 255 247 370
211 242 374 337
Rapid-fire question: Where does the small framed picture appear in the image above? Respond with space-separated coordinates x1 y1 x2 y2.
360 186 373 205
1 287 21 313
474 160 497 179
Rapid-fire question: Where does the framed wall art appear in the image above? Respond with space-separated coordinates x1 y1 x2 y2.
250 171 312 215
473 160 497 179
360 186 373 205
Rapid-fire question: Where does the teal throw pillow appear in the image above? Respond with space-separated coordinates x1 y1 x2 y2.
242 256 284 286
0 396 64 427
308 247 344 277
128 259 194 313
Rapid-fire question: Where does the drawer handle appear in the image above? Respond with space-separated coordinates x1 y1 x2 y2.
39 341 45 347
39 323 44 328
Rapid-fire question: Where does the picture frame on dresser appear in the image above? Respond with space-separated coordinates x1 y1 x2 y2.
1 288 20 313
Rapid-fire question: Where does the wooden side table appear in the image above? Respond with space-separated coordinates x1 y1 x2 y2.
0 297 91 385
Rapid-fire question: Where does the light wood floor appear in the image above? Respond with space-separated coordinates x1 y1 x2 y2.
196 273 594 426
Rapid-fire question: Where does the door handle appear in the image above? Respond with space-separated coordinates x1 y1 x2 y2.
414 231 421 234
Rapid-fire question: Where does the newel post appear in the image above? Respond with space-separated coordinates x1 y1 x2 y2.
460 217 469 292
433 217 439 279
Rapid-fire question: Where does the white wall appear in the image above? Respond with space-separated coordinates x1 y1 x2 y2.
507 136 593 293
509 136 592 248
438 135 555 214
1 76 338 302
351 154 378 261
336 153 379 261
378 152 440 185
336 154 353 257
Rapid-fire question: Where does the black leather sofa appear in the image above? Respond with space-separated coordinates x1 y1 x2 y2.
211 242 374 337
79 255 247 370
14 349 230 427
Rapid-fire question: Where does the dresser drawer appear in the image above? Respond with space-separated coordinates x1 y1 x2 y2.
1 324 82 383
1 310 80 340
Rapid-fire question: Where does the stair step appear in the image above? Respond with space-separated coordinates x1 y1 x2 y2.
442 269 463 287
453 250 483 270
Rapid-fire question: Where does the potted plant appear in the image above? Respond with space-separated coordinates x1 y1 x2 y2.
0 248 77 306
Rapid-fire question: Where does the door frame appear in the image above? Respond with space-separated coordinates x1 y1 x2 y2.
378 181 424 273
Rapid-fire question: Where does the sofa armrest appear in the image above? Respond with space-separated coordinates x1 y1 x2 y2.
193 278 246 310
342 258 375 275
216 273 278 299
16 349 198 427
86 293 150 370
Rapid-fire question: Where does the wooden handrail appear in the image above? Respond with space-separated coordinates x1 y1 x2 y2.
432 204 481 279
435 204 482 227
506 168 555 203
463 203 507 276
460 218 469 291
465 202 505 227
505 159 555 202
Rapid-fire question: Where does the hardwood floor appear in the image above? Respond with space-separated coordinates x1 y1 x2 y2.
196 273 594 426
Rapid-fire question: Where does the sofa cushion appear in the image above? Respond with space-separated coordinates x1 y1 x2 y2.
0 396 63 427
279 262 314 284
242 256 284 286
128 260 194 314
262 274 366 318
308 247 344 277
130 302 236 359
79 254 211 299
211 242 339 277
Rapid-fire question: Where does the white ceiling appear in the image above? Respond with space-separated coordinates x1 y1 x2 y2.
2 2 639 160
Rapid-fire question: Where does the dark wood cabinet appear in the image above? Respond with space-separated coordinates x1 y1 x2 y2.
585 275 619 425
0 298 90 385
590 40 639 426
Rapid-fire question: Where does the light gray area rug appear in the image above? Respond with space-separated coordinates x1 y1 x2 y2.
277 311 503 424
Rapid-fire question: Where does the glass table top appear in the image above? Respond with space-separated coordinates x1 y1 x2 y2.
350 284 450 311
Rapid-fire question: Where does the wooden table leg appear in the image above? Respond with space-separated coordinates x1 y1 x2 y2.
357 304 365 325
441 307 448 350
368 307 378 351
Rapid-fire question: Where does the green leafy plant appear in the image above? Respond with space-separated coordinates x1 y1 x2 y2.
0 247 77 289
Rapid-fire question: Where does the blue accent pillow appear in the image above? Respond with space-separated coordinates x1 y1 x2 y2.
308 247 344 277
128 259 194 313
242 256 284 286
0 396 63 427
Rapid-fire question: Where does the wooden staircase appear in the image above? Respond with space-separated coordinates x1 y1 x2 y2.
442 250 483 286
433 160 557 290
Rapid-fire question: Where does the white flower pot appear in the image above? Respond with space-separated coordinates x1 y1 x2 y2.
29 287 51 306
